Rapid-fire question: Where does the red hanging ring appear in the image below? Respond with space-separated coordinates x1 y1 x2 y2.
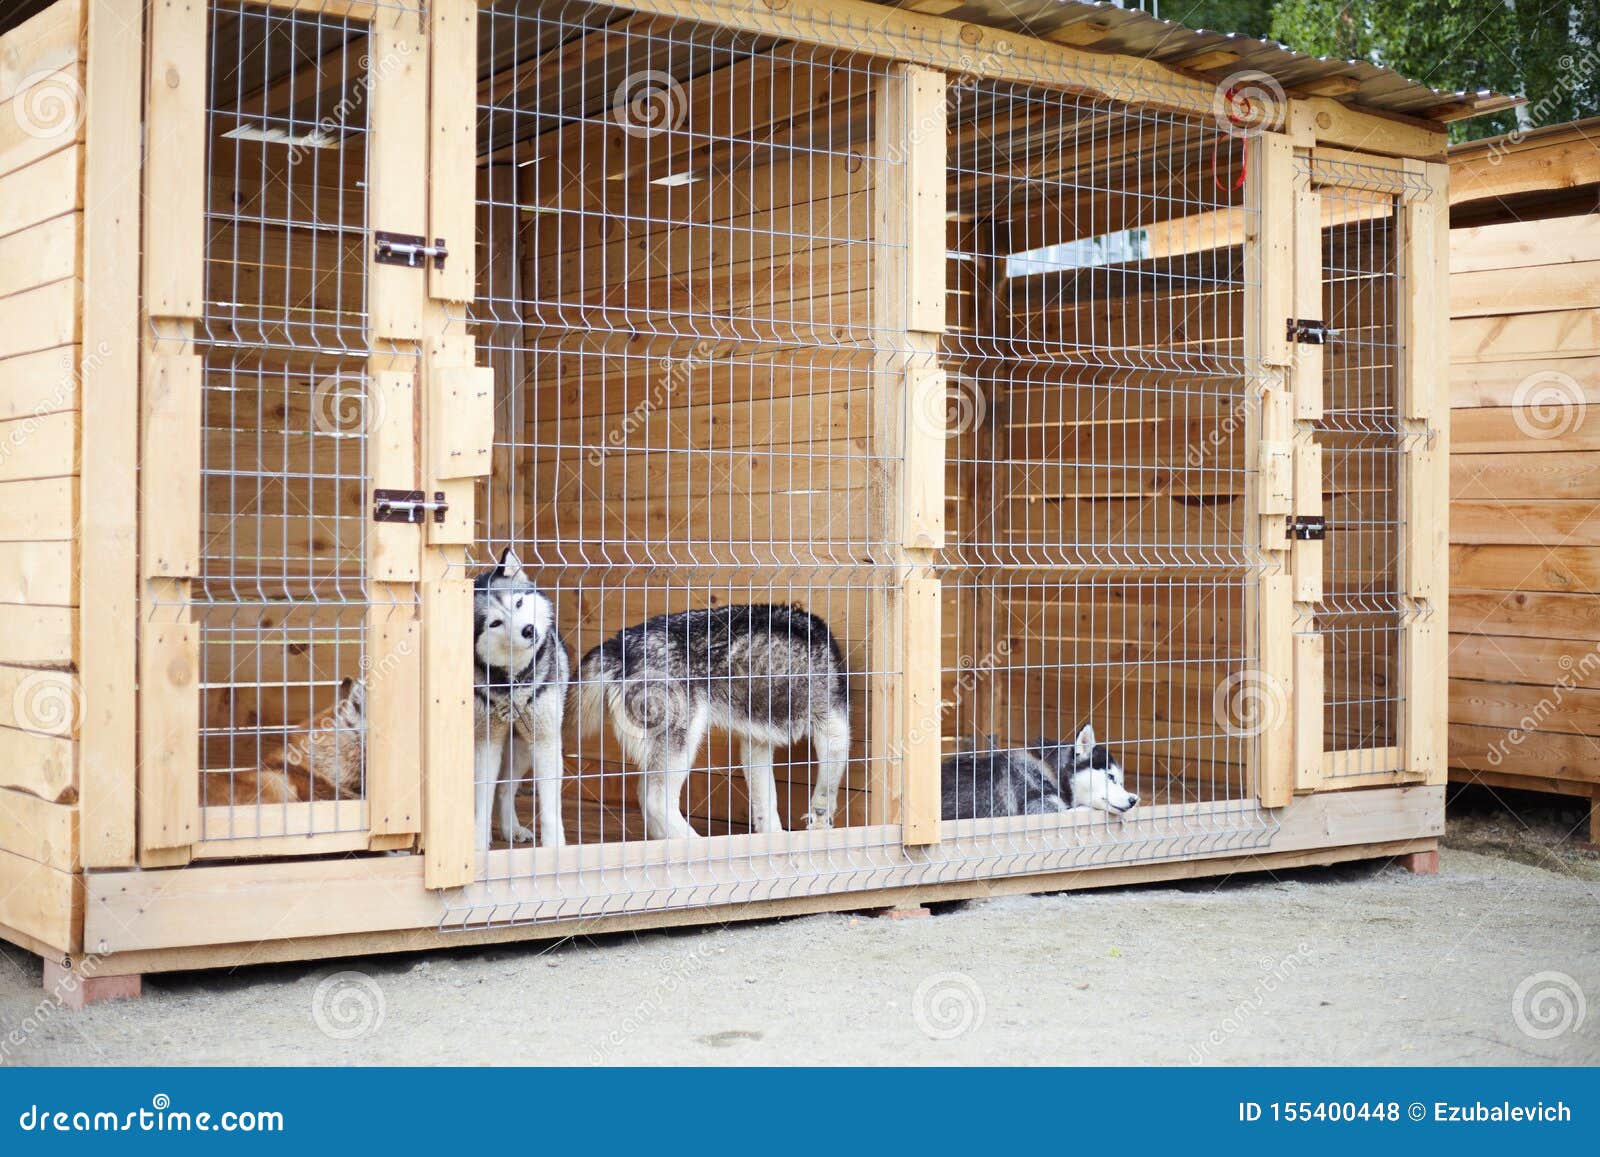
1212 82 1252 194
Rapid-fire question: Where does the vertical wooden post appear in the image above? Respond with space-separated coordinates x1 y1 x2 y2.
136 0 208 866
1400 162 1450 786
1290 170 1326 791
78 0 143 867
870 64 946 845
417 0 485 887
1246 133 1296 809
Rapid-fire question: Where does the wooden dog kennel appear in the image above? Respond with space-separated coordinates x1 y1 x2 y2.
1447 118 1600 844
0 0 1505 995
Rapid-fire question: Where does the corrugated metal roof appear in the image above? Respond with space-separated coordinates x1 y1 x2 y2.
890 0 1523 124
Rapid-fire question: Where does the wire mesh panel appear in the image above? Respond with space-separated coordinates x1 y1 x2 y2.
181 0 400 844
447 0 916 924
923 78 1275 876
1298 158 1427 780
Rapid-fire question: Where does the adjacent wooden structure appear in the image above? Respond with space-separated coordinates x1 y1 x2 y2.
1447 118 1600 843
0 0 1468 989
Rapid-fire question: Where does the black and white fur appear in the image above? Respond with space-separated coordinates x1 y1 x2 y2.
473 548 570 851
941 725 1138 820
577 604 851 839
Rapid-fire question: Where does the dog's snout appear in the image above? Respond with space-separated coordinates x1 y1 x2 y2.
521 624 538 640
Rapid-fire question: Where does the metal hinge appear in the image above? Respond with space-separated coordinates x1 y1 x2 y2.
374 231 448 270
374 489 448 524
1286 515 1327 541
1286 319 1338 345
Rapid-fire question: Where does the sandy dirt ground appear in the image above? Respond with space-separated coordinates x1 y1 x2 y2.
3 791 1597 1066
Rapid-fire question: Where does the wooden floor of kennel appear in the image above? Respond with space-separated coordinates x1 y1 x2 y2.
0 0 1500 995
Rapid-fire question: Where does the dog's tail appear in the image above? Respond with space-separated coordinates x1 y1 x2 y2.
573 648 616 738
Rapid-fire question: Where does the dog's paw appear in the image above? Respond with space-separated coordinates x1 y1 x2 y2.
804 808 834 831
499 821 537 845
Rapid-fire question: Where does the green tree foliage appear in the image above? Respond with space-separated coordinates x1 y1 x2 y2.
1124 0 1600 141
1270 0 1600 140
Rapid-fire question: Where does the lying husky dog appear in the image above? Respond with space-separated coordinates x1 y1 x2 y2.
202 677 365 806
473 548 570 850
941 725 1138 820
577 603 851 839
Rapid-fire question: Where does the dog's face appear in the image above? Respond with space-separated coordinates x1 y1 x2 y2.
331 676 365 730
473 548 553 671
1034 725 1139 815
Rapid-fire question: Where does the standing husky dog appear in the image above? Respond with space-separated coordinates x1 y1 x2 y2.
577 604 851 839
473 548 570 850
941 725 1138 819
1033 725 1139 815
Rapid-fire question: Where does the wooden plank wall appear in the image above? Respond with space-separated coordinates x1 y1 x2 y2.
0 0 84 951
1447 200 1600 831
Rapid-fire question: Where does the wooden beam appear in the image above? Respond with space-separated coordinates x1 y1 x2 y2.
78 0 142 868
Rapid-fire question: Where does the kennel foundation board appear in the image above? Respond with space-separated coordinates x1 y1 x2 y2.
0 0 1493 989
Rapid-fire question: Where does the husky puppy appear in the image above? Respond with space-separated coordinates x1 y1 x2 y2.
473 548 570 850
203 677 365 806
940 737 1068 820
577 603 851 839
1033 724 1140 815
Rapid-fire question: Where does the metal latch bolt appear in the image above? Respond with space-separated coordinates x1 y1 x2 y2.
374 231 449 270
374 489 449 524
1286 319 1339 345
1286 515 1327 541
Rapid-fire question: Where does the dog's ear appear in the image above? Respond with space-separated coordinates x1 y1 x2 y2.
1073 723 1096 762
496 545 526 580
338 676 354 699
